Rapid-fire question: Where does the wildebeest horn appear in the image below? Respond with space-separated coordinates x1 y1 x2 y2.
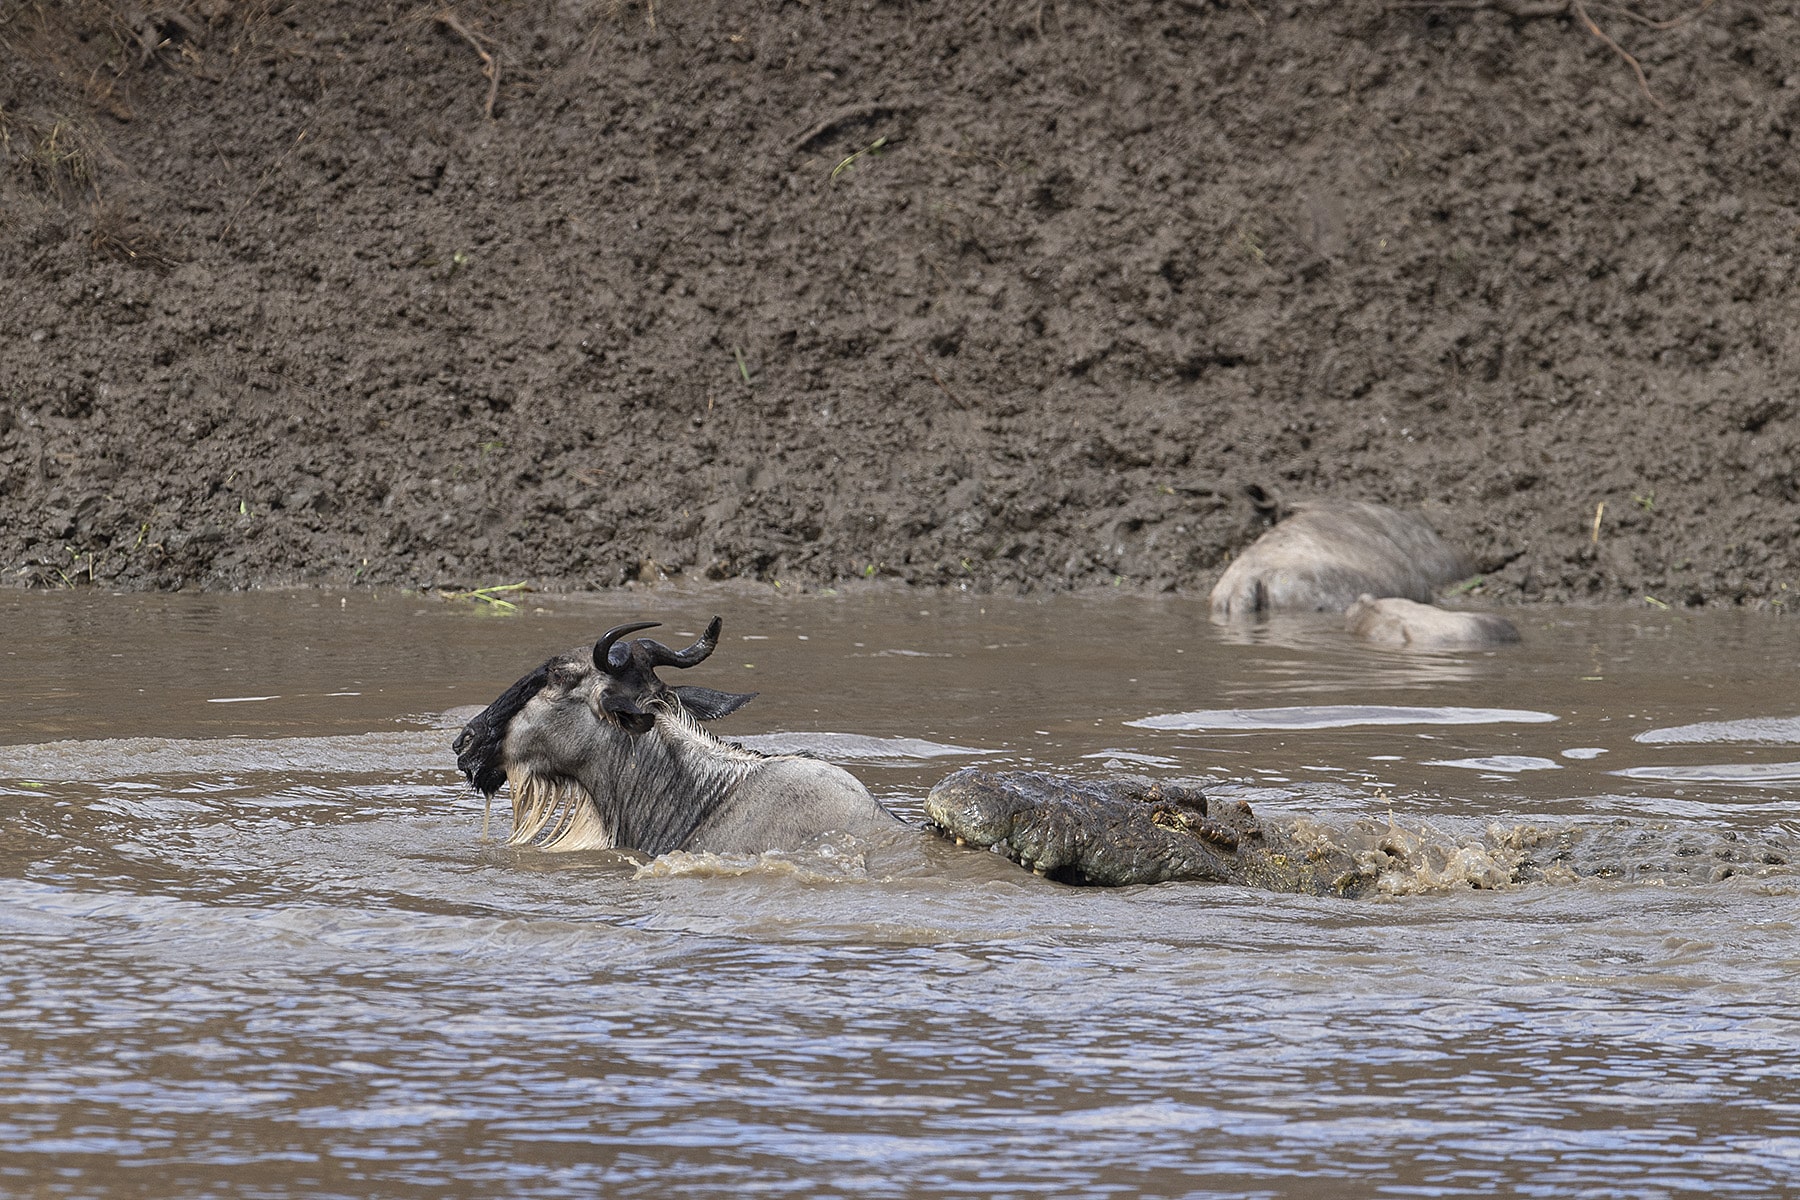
640 616 723 670
594 621 660 675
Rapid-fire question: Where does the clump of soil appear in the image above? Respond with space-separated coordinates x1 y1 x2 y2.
3 1 1795 606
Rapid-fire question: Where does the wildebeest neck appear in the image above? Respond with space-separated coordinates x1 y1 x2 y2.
507 704 765 854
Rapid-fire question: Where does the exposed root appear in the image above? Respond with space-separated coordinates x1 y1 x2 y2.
132 8 205 69
1390 0 1719 110
89 198 179 268
1594 0 1717 29
434 10 500 120
1393 0 1568 14
1570 0 1661 111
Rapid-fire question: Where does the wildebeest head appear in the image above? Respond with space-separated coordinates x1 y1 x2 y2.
452 616 757 798
590 617 759 735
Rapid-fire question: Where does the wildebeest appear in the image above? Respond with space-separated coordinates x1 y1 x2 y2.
1209 501 1471 618
1345 594 1520 649
452 617 899 855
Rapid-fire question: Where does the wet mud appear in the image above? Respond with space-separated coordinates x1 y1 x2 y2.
4 3 1798 604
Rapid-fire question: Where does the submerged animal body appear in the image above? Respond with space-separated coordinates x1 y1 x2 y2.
1345 594 1520 649
453 618 897 855
1210 501 1472 618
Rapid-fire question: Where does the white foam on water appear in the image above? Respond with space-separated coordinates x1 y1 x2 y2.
1127 705 1559 731
0 732 455 782
1611 762 1800 785
1635 717 1800 745
733 732 988 760
1425 756 1563 773
1080 750 1182 768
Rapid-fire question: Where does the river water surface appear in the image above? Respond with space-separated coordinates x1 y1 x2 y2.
2 588 1797 1198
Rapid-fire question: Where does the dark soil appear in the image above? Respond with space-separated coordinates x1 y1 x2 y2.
3 1 1796 606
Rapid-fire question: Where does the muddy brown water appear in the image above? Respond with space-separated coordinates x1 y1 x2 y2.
3 587 1797 1198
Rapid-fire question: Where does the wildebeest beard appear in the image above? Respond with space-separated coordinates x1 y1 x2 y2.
502 770 612 850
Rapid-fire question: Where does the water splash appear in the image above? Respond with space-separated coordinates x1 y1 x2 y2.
1282 814 1798 896
634 832 870 882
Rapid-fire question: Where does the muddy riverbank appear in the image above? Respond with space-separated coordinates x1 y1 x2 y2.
3 2 1796 603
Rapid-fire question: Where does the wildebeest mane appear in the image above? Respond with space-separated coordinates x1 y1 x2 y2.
452 659 552 796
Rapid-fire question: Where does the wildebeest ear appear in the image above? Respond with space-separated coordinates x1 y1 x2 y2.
674 686 757 721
